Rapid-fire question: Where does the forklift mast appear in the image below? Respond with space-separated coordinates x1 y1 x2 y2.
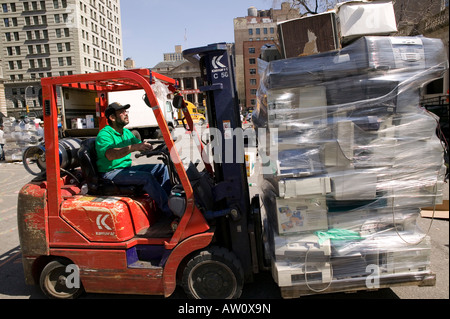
183 44 254 280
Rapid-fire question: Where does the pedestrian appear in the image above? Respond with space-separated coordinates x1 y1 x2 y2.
95 102 172 217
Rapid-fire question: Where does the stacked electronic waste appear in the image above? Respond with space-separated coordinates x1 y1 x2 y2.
2 117 44 162
254 36 448 297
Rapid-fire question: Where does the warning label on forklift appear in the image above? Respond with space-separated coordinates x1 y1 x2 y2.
223 120 232 139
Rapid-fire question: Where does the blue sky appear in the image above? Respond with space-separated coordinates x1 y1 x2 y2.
120 0 277 68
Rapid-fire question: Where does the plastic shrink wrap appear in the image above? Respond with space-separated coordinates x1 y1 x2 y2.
2 117 43 162
254 36 448 296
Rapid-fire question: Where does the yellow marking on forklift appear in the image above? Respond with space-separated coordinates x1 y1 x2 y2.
77 196 96 201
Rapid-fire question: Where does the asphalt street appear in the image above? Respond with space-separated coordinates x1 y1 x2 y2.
0 127 448 300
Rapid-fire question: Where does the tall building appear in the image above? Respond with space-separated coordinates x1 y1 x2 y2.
233 2 301 112
124 57 135 69
0 57 6 119
164 45 185 62
0 0 124 118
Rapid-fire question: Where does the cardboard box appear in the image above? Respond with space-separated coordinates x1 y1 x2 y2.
275 196 328 235
336 1 397 44
278 11 339 59
86 115 95 129
71 118 85 129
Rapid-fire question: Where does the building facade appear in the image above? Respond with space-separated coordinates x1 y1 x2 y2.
163 45 185 62
233 2 301 112
0 0 124 118
153 44 234 109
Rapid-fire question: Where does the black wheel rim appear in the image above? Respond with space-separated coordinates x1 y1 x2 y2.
188 260 237 299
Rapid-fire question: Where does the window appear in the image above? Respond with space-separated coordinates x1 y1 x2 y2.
248 29 253 35
4 18 10 27
53 0 59 9
264 28 268 34
249 69 256 75
256 28 260 35
2 4 8 13
249 47 255 54
250 78 257 85
249 58 256 65
270 27 275 34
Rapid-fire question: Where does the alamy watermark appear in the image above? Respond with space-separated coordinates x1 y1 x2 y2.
171 127 277 175
65 264 80 289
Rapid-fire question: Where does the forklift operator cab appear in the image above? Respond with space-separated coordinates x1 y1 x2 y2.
78 138 142 196
18 54 264 299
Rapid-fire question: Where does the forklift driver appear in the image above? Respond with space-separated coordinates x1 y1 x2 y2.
96 102 172 217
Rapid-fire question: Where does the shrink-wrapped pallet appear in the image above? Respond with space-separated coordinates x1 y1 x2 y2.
255 36 447 296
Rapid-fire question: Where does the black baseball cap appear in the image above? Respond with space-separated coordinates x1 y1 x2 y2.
105 102 130 118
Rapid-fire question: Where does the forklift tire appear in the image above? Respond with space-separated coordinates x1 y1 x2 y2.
39 260 84 299
182 246 244 299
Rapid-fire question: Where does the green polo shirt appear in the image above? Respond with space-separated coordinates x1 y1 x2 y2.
95 125 141 173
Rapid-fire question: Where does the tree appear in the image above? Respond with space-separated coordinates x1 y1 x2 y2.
289 0 339 16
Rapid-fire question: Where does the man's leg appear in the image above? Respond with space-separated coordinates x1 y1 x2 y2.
104 165 172 217
133 164 171 195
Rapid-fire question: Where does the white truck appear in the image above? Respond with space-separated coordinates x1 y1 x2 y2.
108 85 177 140
60 81 177 140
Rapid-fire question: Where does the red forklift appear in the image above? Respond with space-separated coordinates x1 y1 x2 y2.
18 44 265 299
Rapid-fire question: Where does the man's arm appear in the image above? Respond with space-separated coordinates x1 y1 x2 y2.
105 141 153 161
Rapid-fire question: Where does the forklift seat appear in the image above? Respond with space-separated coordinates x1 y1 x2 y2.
78 138 141 196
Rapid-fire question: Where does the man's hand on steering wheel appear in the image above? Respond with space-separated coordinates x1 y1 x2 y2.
133 141 153 153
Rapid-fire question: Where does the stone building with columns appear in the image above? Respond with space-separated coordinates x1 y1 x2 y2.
152 44 234 111
152 59 203 109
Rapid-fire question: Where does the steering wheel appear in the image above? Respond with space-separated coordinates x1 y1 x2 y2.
135 142 168 159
